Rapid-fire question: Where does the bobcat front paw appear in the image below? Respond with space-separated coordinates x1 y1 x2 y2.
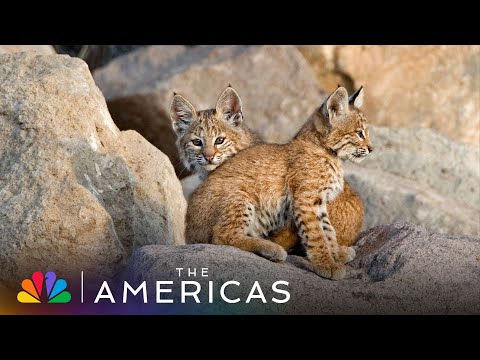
312 262 346 280
258 243 288 262
336 246 356 264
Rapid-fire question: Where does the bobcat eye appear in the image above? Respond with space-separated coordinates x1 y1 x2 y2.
356 130 365 139
191 139 203 146
215 137 225 145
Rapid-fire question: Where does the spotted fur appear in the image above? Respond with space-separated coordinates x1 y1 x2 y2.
170 86 262 180
172 86 365 249
186 87 373 280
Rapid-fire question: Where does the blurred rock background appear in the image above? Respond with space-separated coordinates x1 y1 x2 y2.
7 44 476 238
91 44 480 238
53 45 147 70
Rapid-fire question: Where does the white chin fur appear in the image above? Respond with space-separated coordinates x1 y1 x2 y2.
203 164 219 171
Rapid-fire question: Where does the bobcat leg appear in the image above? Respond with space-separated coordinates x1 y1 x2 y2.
212 203 287 262
214 233 287 262
318 208 355 264
292 194 345 280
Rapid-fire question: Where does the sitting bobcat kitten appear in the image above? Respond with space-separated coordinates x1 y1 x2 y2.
185 86 373 280
171 86 365 248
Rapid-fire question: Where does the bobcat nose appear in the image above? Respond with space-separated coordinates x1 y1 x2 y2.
205 155 214 163
367 145 374 153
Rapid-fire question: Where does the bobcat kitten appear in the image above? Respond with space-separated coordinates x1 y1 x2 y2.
171 86 365 248
170 86 262 180
185 86 373 280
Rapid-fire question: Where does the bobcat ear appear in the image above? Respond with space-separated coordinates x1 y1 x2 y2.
349 85 364 108
320 86 349 126
216 86 243 126
170 94 197 135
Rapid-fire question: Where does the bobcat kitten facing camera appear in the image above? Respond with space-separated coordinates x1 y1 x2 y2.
170 86 366 249
170 86 262 180
183 86 373 280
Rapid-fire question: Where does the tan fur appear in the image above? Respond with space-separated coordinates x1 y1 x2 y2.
270 181 364 249
186 87 373 280
172 86 365 248
170 87 262 180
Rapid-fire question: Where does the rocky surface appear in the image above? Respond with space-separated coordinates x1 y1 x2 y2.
93 45 322 177
0 45 55 54
344 126 480 237
298 45 480 145
0 53 186 289
53 45 146 70
360 127 479 211
346 166 479 236
123 222 480 314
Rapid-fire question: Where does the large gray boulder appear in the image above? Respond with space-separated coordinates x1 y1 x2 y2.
0 53 186 289
93 45 321 177
345 126 480 236
122 223 480 314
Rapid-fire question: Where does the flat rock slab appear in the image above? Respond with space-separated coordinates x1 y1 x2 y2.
123 223 480 314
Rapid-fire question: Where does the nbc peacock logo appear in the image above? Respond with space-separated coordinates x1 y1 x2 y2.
17 271 72 303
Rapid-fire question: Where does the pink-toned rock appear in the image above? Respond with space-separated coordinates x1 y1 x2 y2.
299 45 480 145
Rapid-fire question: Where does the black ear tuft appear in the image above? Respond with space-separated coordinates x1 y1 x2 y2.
348 86 364 108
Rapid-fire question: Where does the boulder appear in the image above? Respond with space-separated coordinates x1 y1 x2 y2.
93 45 321 178
0 45 55 54
122 223 480 314
359 126 479 211
346 165 479 236
344 126 480 237
297 45 353 91
0 53 186 289
298 45 480 145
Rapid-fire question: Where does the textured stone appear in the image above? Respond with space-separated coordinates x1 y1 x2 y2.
299 45 480 145
345 165 480 236
344 126 480 236
94 45 321 177
360 126 479 211
297 45 353 91
0 45 55 54
123 223 480 314
0 53 186 289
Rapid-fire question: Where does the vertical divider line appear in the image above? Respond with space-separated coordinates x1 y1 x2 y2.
81 271 84 304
